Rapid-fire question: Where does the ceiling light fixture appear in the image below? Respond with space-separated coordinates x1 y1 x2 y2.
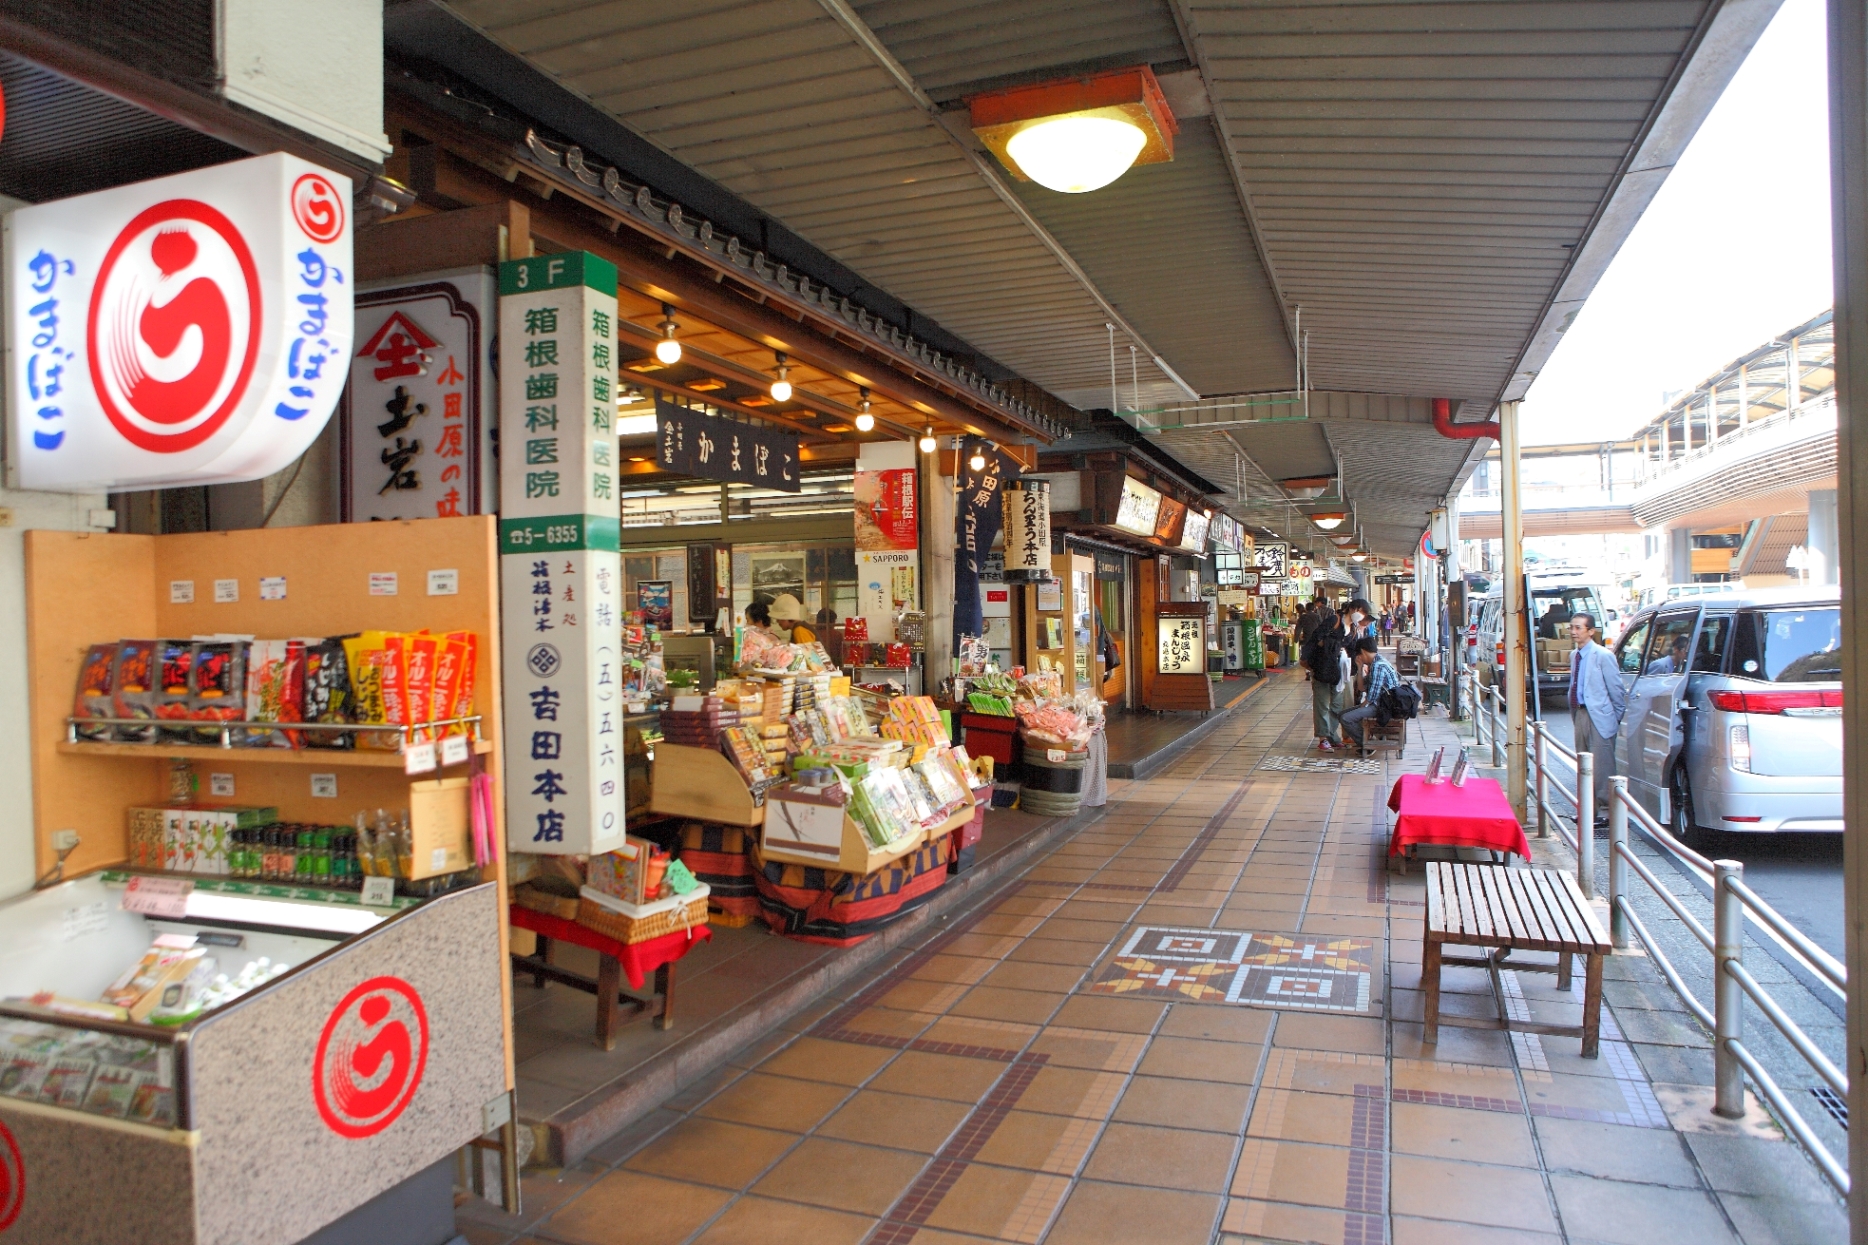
1351 550 1368 562
1310 512 1347 531
770 352 792 403
855 386 874 432
654 304 682 365
919 426 937 453
970 67 1178 194
1280 476 1332 501
969 444 988 471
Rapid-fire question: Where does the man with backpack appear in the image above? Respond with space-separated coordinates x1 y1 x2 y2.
1308 605 1348 750
1341 636 1401 752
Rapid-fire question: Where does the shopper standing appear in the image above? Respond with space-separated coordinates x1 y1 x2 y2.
1567 613 1627 827
1308 605 1347 750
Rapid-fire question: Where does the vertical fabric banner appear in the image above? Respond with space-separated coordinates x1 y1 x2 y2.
952 437 1018 649
497 252 624 857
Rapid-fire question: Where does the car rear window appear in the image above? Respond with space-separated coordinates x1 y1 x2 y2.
1530 588 1600 639
1731 608 1842 682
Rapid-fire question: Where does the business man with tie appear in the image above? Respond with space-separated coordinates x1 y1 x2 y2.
1568 613 1628 827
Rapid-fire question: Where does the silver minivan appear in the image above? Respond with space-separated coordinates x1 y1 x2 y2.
1611 586 1842 836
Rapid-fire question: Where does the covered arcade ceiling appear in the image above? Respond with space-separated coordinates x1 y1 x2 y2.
398 0 1782 554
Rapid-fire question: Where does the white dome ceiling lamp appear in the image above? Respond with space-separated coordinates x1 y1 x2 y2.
1310 511 1347 531
854 386 875 433
1280 476 1332 502
654 303 682 365
970 67 1180 195
769 352 792 403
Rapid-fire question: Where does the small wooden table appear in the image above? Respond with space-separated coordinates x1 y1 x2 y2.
508 904 711 1049
1423 861 1611 1057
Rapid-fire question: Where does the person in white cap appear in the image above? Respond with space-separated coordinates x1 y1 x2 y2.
768 593 816 643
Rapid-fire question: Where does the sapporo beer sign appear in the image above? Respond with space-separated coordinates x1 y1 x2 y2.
7 153 353 491
312 976 430 1139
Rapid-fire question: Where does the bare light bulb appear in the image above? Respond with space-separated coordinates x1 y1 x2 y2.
771 379 793 402
855 411 875 432
918 427 937 453
968 448 987 471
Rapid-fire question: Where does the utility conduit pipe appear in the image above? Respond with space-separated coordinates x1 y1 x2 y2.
1431 397 1501 440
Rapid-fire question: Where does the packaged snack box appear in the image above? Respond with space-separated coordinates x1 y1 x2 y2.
73 643 119 741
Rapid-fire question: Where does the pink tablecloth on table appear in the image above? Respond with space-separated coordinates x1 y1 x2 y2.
1387 774 1531 859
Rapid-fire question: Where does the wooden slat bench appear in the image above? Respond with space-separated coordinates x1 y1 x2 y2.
1423 861 1612 1057
1359 719 1405 760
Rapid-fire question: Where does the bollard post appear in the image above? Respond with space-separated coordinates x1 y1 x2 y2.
1531 720 1549 838
1713 860 1745 1118
1608 777 1629 949
1575 749 1595 898
1489 686 1503 769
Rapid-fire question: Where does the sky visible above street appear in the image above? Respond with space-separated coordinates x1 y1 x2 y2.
1521 0 1831 446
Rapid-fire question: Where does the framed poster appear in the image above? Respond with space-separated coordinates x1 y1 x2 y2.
749 552 805 606
1036 576 1063 611
637 580 673 629
1253 541 1289 578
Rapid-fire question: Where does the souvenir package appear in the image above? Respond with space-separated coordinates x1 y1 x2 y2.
433 630 476 735
403 633 437 742
39 1057 95 1109
73 643 120 741
188 641 247 744
243 639 304 747
301 636 353 748
381 633 411 741
155 640 196 743
111 639 160 743
0 1050 51 1101
843 616 869 643
344 633 397 750
82 1066 141 1118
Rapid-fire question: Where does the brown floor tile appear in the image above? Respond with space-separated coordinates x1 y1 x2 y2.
1039 917 1128 943
757 1035 899 1086
1027 1026 1152 1073
910 954 999 986
1222 1195 1351 1244
1388 1155 1559 1232
1389 1020 1515 1066
1016 1066 1130 1119
835 1005 938 1041
945 932 1022 960
1045 1181 1221 1245
973 912 1048 937
1082 1121 1238 1194
694 1072 853 1132
1246 1088 1357 1148
972 1108 1101 1174
982 959 1091 993
917 1014 1040 1052
1113 1075 1254 1134
1260 1048 1386 1097
1050 994 1167 1034
869 1049 1011 1102
1136 1036 1264 1085
621 1117 799 1190
920 1163 1073 1241
689 1195 875 1245
751 1137 927 1216
1008 937 1107 967
1271 1012 1387 1055
816 1089 971 1153
950 984 1068 1025
542 1170 732 1245
995 895 1069 917
1229 1137 1353 1207
1391 1100 1538 1167
1391 1058 1522 1099
875 977 970 1015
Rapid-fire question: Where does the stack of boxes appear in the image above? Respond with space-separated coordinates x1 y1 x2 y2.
128 805 278 876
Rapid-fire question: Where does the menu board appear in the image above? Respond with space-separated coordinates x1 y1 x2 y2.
1158 617 1205 673
1178 508 1211 553
1113 476 1162 536
1153 497 1186 544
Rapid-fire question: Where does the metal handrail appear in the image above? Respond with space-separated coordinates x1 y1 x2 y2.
1598 776 1848 1193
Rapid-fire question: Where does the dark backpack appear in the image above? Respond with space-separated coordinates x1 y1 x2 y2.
1377 682 1421 725
1307 624 1343 682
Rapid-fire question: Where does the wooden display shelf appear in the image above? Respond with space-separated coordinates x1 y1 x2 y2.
762 788 973 875
57 740 492 767
649 743 765 827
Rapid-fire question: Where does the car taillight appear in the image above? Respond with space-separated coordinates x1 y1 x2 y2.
1728 724 1751 773
1708 689 1842 713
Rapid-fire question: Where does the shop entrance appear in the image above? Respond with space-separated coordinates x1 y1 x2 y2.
1093 551 1130 709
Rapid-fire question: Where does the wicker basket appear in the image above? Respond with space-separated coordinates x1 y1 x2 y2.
576 886 710 944
512 883 580 921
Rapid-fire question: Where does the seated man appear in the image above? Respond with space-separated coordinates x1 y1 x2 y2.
1341 636 1399 752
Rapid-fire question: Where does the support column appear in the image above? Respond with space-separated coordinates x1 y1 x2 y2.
1810 488 1840 586
1500 399 1527 818
1670 527 1693 584
1824 0 1868 1225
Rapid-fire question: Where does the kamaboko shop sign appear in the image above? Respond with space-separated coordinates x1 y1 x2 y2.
7 152 353 491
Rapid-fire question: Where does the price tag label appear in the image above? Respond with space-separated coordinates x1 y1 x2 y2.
310 773 338 799
259 576 287 601
169 580 195 604
404 741 437 775
360 877 396 908
209 773 234 797
213 579 239 603
427 569 459 596
439 735 470 767
1046 748 1067 763
369 572 398 596
121 876 193 919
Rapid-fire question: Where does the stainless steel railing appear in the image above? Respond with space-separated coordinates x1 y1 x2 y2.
1499 702 1848 1193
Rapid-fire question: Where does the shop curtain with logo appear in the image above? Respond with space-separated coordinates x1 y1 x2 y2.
951 437 1023 650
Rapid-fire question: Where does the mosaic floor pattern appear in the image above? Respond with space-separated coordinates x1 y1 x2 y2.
1083 926 1379 1015
1257 754 1384 775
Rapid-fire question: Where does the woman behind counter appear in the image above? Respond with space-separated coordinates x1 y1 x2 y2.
738 600 792 672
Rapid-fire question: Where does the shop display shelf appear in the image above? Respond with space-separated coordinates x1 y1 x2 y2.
59 716 492 768
650 742 765 826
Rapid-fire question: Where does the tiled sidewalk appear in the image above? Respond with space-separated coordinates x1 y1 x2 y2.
460 673 1844 1245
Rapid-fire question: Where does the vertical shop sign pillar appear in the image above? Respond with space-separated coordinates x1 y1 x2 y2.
497 252 624 856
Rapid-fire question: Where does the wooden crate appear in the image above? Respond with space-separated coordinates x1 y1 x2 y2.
649 743 764 826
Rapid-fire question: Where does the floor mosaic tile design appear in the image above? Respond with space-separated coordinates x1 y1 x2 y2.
1084 926 1378 1015
1258 754 1384 775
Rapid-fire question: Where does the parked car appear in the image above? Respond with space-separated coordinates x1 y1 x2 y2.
1473 567 1614 694
1634 580 1747 612
1611 586 1841 837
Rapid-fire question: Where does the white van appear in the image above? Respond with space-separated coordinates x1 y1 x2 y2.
1473 567 1616 693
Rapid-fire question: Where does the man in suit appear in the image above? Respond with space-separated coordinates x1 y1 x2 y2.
1568 613 1628 827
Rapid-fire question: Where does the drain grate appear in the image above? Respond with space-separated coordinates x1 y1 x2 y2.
1813 1086 1848 1130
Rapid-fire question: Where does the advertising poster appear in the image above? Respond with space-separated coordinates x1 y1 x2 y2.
855 467 918 551
856 549 918 644
637 580 673 629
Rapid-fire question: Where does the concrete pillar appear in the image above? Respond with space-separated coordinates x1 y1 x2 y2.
1500 399 1528 818
921 451 956 686
1809 488 1840 586
1670 527 1693 584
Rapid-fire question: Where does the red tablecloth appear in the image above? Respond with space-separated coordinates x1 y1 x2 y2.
1387 774 1530 859
508 904 711 990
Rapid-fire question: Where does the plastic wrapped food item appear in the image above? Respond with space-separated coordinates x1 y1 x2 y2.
301 635 353 748
244 639 304 747
73 643 119 741
343 633 398 750
188 642 247 744
112 640 160 743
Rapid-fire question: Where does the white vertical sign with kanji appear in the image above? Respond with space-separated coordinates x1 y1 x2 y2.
497 252 623 856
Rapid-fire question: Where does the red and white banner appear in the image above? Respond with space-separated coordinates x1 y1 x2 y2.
7 153 353 491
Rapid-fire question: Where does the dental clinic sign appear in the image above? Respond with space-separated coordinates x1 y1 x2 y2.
6 153 353 491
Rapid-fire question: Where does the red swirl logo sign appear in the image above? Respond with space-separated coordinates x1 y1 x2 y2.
292 173 345 244
87 199 262 454
312 977 429 1139
0 1118 22 1232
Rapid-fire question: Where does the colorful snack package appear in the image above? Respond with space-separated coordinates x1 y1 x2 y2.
244 639 305 747
302 636 353 749
403 633 437 742
450 631 478 730
343 632 397 750
111 640 159 743
381 633 410 748
432 632 469 737
188 641 247 744
155 641 196 743
73 643 119 741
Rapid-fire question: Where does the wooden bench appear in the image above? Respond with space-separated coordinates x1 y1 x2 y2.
1423 861 1611 1057
1359 719 1406 760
